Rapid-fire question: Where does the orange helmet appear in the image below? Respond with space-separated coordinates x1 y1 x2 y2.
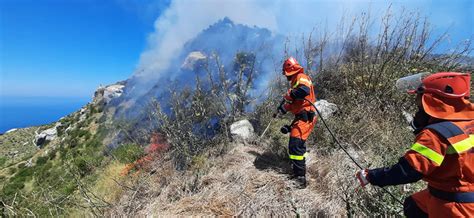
413 72 473 120
420 72 470 99
282 57 303 76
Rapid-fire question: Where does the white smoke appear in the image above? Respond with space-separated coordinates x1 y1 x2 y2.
135 0 278 80
134 0 406 79
127 0 467 102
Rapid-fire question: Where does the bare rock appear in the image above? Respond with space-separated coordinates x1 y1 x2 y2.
314 100 338 119
5 128 18 134
103 84 125 103
35 125 59 147
94 83 125 106
230 120 254 141
25 158 33 167
8 150 19 158
181 51 207 70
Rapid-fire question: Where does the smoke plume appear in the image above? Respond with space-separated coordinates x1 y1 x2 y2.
120 0 469 109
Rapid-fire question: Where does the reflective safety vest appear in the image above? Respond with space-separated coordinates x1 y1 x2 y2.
405 120 474 195
285 73 316 115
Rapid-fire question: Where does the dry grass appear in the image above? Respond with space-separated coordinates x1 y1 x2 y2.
91 161 127 203
108 141 352 216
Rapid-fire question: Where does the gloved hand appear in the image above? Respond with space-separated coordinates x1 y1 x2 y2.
283 89 294 103
277 103 287 115
280 125 291 134
356 169 370 187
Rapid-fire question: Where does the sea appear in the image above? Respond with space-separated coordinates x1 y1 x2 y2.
0 96 90 134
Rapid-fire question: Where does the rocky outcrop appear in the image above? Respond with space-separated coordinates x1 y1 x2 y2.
314 100 338 119
230 119 255 141
35 123 60 147
103 84 125 103
181 51 207 70
94 82 126 106
5 128 18 134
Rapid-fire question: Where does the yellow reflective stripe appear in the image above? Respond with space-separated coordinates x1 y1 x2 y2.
410 143 444 165
299 78 312 85
289 152 308 160
446 135 474 154
293 78 312 88
292 81 300 88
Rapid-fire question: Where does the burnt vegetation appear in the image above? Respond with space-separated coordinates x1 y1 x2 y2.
148 51 259 170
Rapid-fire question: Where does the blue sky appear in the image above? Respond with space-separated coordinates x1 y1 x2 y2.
0 0 170 97
0 0 473 98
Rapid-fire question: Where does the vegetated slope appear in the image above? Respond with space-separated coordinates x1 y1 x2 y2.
0 83 125 216
108 140 351 216
0 127 40 170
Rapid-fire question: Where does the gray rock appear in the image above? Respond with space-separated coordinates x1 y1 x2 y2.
314 100 338 119
26 158 33 167
8 150 19 158
230 120 255 141
103 84 125 104
5 128 18 134
65 126 73 133
181 51 207 70
35 125 58 147
93 83 125 105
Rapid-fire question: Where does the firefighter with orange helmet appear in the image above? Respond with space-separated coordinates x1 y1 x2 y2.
277 57 317 188
356 72 474 217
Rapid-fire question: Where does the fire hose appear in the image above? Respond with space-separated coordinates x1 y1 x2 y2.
303 99 404 206
260 98 404 207
259 100 285 139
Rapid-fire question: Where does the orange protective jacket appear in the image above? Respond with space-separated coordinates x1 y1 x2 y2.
403 120 474 217
404 120 474 193
283 73 316 115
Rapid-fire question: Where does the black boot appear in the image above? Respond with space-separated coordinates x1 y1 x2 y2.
291 175 306 189
296 176 307 188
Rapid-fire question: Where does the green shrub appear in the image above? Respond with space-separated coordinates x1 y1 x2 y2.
15 167 34 179
73 158 91 177
60 181 76 195
88 104 97 114
2 179 25 196
2 167 34 197
34 162 53 181
8 167 17 174
69 129 89 139
112 144 145 164
48 150 57 160
0 156 7 167
84 131 92 141
85 137 101 148
36 156 48 165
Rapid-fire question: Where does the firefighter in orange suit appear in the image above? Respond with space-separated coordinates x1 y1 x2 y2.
277 57 317 188
356 72 474 217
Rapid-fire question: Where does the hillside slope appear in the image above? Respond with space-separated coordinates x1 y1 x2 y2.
108 137 372 216
0 83 125 216
2 12 472 216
